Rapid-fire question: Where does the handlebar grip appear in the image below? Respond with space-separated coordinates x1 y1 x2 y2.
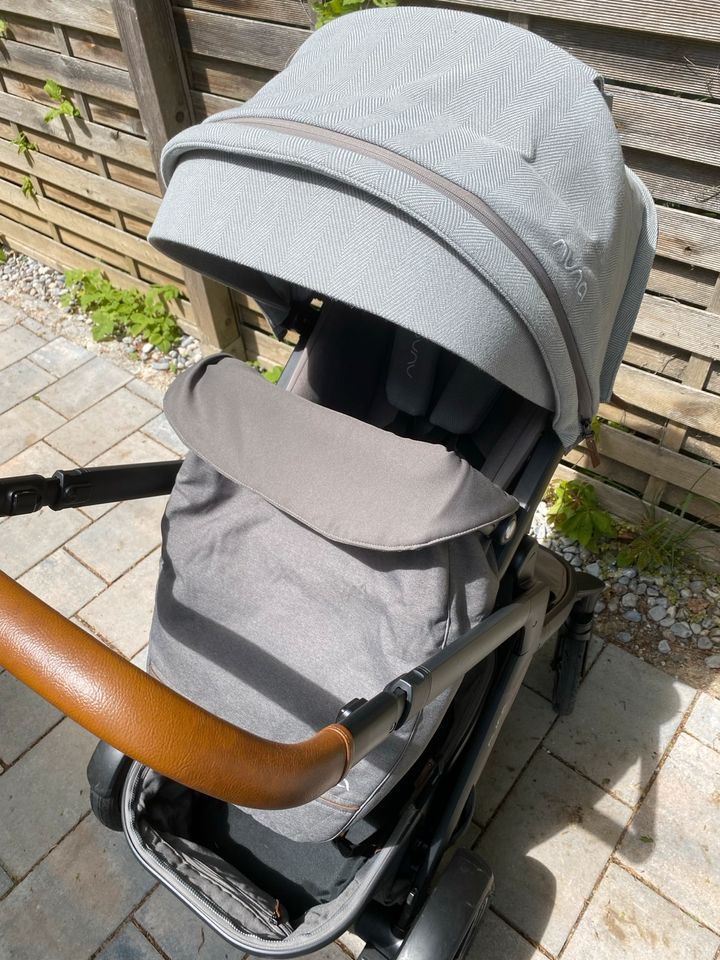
0 572 353 809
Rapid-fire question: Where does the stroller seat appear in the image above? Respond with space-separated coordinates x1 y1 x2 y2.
147 299 544 844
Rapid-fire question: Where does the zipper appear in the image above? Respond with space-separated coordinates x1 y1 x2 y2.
220 115 594 436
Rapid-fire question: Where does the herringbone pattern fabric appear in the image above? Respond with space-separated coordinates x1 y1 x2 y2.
151 7 656 445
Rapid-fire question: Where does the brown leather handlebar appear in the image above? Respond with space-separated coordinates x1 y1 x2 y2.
0 572 353 808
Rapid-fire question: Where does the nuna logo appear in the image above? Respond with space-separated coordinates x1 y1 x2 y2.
553 239 588 302
406 337 422 379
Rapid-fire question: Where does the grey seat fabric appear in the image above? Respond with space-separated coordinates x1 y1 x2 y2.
148 353 518 842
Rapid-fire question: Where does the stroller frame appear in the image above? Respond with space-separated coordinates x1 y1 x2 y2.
0 366 602 958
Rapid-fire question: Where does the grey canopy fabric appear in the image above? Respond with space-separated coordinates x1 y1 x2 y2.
150 6 656 447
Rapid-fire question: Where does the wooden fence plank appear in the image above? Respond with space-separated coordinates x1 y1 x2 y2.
0 39 136 107
0 13 59 50
647 258 716 310
554 463 720 568
186 53 271 101
532 18 720 99
65 29 127 69
175 0 313 28
112 0 243 353
0 179 183 277
657 206 720 273
174 7 307 71
623 150 720 217
613 364 720 436
0 138 159 220
623 340 685 381
0 90 153 171
0 1 118 38
610 85 720 168
598 423 720 505
635 295 720 361
432 0 720 43
190 88 239 119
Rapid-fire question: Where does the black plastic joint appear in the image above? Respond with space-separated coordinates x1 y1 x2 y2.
388 667 432 727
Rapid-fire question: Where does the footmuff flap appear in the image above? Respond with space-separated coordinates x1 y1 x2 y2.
148 355 518 841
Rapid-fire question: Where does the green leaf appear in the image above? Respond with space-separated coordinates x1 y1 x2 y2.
639 835 654 844
262 365 284 384
11 131 37 155
20 175 36 199
0 19 8 38
58 98 80 118
0 248 6 264
43 78 64 102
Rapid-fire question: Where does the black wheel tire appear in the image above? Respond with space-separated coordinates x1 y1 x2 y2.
552 624 587 716
395 849 493 960
90 788 124 832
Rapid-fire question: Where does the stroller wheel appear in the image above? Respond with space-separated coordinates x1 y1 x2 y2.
393 849 493 960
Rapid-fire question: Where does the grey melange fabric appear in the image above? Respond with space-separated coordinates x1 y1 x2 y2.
148 356 517 841
150 6 657 448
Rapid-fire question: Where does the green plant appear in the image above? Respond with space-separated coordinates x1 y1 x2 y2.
0 19 8 38
42 78 80 122
246 360 284 383
312 0 397 27
0 248 7 264
61 268 182 353
547 479 617 549
616 506 699 573
21 175 36 199
11 130 38 156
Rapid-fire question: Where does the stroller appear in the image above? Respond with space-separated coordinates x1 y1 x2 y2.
0 8 656 958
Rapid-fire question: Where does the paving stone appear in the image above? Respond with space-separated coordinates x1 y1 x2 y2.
81 430 179 519
0 438 76 477
142 411 187 455
336 931 366 958
0 862 12 897
0 719 96 878
476 749 630 955
0 358 55 414
18 547 105 616
522 633 604 702
135 886 238 960
474 686 556 826
78 549 161 657
95 922 164 960
29 336 91 378
126 378 166 407
618 733 720 931
0 814 155 960
0 324 46 370
0 670 62 765
563 863 719 960
66 496 166 583
0 302 27 328
47 388 157 464
39 355 131 418
467 909 544 960
544 645 694 806
0 507 88 578
0 396 65 465
684 692 720 753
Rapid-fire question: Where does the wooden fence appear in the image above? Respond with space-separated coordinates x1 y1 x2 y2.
0 0 719 559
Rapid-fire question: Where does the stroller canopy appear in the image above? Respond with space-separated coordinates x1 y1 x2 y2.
150 6 656 447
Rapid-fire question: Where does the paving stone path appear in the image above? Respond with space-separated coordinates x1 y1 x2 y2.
1 300 719 960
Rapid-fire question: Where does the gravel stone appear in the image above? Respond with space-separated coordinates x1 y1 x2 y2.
616 631 631 644
660 616 675 628
151 359 170 371
585 562 601 578
705 655 720 669
670 622 692 639
690 580 706 593
658 639 671 655
697 637 713 650
621 593 637 608
648 605 668 622
636 582 647 595
624 609 642 623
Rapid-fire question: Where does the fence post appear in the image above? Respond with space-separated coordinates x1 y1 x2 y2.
111 0 245 357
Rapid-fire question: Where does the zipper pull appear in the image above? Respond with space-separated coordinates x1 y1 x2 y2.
580 418 600 468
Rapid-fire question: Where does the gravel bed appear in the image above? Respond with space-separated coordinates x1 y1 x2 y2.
0 251 203 390
532 501 720 695
3 250 719 694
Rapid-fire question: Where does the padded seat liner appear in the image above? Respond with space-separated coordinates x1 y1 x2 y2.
164 355 518 550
